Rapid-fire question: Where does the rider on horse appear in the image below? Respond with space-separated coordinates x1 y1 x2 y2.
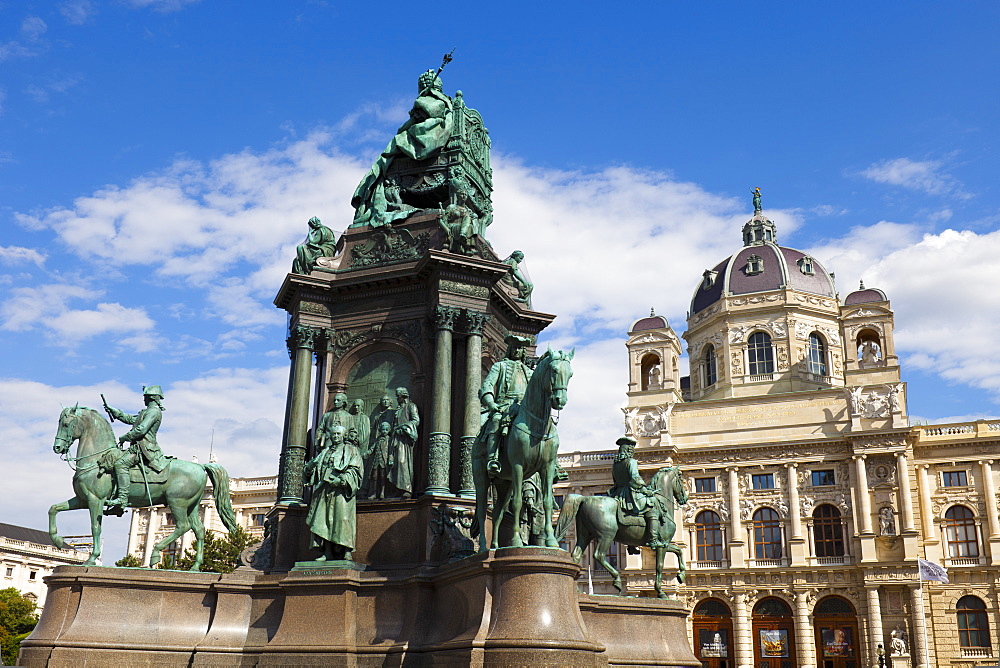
103 385 169 513
609 436 666 549
477 335 533 477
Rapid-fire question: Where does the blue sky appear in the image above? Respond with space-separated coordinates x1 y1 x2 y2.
2 1 999 561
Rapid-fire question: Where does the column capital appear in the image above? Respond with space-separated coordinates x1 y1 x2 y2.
896 451 909 460
461 309 490 335
287 323 322 350
727 466 740 473
979 459 995 466
853 454 867 461
433 305 461 331
784 462 798 470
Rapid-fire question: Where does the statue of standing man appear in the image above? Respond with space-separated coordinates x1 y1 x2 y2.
476 335 533 476
303 425 363 561
317 393 352 451
387 387 419 498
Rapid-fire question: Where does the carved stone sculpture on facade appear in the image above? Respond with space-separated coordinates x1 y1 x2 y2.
860 340 882 365
879 505 896 536
302 425 363 562
890 628 908 656
292 217 338 275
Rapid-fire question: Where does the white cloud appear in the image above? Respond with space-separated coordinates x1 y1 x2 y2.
124 0 201 12
0 15 49 62
860 157 969 198
20 16 47 41
0 245 45 266
59 0 96 25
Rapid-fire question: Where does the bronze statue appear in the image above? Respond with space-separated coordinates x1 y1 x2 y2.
292 216 338 274
609 436 665 548
750 187 762 214
317 393 352 450
348 399 370 452
502 251 533 308
476 335 533 476
303 424 363 561
387 387 419 498
362 421 392 499
102 385 168 513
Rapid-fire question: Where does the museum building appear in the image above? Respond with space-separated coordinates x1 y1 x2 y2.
554 205 1000 668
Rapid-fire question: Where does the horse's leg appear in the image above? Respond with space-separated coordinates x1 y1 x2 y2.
571 515 589 562
48 496 85 551
150 513 191 569
508 463 525 548
83 492 105 566
669 543 686 584
186 504 206 572
654 547 665 598
594 535 622 595
491 479 513 549
540 459 558 548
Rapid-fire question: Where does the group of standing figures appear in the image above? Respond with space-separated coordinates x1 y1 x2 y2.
302 387 419 561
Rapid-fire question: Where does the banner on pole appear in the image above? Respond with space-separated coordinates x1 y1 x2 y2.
917 558 949 583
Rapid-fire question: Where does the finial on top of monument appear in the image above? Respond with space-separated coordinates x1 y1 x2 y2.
750 186 762 214
350 57 493 242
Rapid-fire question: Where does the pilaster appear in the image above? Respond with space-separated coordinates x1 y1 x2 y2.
426 306 459 495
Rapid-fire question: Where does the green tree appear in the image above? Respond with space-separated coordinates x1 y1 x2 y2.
174 527 256 573
115 553 143 568
0 587 39 665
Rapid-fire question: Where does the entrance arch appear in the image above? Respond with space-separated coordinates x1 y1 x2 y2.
693 598 734 668
814 596 859 668
752 597 795 668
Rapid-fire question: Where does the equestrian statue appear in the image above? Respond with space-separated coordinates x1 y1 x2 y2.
49 386 238 571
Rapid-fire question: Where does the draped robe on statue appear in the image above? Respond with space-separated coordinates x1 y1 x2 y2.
305 441 363 551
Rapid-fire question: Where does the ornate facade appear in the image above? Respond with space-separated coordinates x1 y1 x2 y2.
0 523 87 612
558 206 1000 668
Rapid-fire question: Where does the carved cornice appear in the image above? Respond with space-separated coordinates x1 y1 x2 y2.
674 442 850 465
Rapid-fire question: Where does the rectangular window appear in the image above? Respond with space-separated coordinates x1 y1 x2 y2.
252 513 266 527
4 567 12 577
943 471 969 487
29 570 37 580
811 470 836 486
695 477 717 494
752 473 775 490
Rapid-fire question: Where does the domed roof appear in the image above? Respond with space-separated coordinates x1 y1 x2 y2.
844 281 887 305
630 309 670 333
690 242 836 315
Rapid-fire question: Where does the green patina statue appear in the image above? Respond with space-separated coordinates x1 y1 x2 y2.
292 216 338 274
362 421 392 500
303 424 363 561
352 70 455 228
476 335 533 477
502 250 533 308
751 187 762 214
387 387 419 499
555 437 688 598
102 385 168 513
438 188 480 255
317 393 353 450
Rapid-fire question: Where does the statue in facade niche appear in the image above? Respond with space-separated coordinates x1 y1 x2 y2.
860 340 882 364
879 506 896 536
362 421 392 499
303 425 363 561
369 394 395 446
351 69 455 228
438 187 480 255
477 335 533 476
349 399 370 452
292 217 338 274
317 393 352 450
388 387 419 498
890 628 908 655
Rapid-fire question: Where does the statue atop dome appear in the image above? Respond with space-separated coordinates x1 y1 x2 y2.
750 187 762 214
350 55 494 238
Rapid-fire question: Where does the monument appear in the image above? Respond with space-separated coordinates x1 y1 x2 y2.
21 61 698 667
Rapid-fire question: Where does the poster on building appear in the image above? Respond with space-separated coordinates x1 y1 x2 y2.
698 629 729 658
821 627 854 657
759 629 789 657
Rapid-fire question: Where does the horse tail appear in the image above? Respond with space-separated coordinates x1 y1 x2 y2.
204 463 239 533
555 493 583 540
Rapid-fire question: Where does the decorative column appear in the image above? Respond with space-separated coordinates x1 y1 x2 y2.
909 584 929 668
916 465 935 540
278 324 319 505
426 306 459 495
979 460 1000 538
896 452 916 532
733 591 753 668
786 463 802 539
728 467 742 541
866 586 884 664
853 455 872 533
459 310 489 498
794 590 816 668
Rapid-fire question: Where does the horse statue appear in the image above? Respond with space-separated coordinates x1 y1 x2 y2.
49 405 239 571
473 348 574 551
555 466 687 598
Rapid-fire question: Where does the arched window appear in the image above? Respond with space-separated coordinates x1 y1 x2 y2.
695 510 725 562
753 597 792 617
944 505 979 558
813 504 845 557
752 508 783 560
703 345 718 387
807 333 827 376
856 329 882 365
747 332 774 375
957 596 991 649
640 353 661 391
